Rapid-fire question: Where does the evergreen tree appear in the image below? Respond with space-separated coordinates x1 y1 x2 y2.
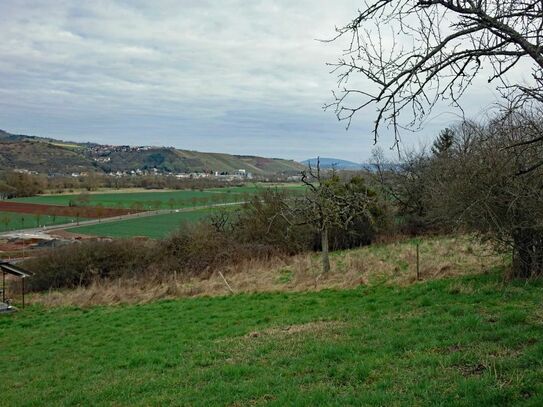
432 128 454 156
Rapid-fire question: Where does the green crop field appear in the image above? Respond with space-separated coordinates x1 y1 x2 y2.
13 184 304 210
0 211 88 232
1 271 542 405
69 207 223 238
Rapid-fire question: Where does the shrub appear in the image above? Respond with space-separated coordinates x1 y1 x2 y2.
161 222 280 277
24 181 390 292
24 239 158 291
23 223 282 292
232 189 314 254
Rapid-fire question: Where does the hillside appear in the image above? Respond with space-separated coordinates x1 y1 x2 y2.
301 157 366 170
0 129 304 175
5 236 537 405
100 148 304 174
0 141 98 174
3 270 542 405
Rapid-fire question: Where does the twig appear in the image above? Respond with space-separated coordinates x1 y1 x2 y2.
218 271 235 294
314 273 322 289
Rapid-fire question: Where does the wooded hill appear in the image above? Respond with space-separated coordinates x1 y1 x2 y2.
0 129 304 175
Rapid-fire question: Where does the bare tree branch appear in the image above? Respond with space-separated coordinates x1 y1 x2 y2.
326 1 543 145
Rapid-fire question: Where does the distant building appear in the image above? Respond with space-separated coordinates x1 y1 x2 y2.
287 175 302 182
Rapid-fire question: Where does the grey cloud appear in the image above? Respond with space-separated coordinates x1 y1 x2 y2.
0 0 507 162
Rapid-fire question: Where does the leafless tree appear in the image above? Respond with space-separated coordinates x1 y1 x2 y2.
300 160 379 273
424 109 543 277
208 209 233 233
371 146 434 233
168 198 176 212
371 108 543 277
327 1 543 146
95 203 105 223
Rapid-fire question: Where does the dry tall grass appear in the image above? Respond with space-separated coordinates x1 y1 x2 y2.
30 235 504 307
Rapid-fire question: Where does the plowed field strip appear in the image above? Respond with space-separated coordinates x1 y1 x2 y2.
0 201 141 219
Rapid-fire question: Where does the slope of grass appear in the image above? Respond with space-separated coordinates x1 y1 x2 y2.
1 271 542 405
0 211 87 232
33 235 504 307
69 208 219 238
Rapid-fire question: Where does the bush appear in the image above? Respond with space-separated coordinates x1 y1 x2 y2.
232 189 313 254
232 180 390 253
425 111 543 278
160 222 280 277
24 239 158 291
24 180 390 292
1 171 46 198
322 175 390 250
23 223 282 292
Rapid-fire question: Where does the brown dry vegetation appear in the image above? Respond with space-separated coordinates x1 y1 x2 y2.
29 235 504 307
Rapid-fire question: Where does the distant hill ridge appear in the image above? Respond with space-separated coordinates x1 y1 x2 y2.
301 157 368 170
0 129 304 175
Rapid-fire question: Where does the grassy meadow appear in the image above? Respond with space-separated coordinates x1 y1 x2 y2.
0 211 87 232
69 207 223 238
1 270 543 405
0 183 303 235
13 184 304 210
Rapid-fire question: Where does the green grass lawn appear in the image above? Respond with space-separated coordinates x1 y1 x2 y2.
13 184 305 210
0 211 88 232
69 208 220 238
1 271 542 405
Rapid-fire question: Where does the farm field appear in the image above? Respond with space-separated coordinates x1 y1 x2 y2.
0 211 89 232
14 184 304 210
0 183 304 233
69 207 225 238
1 271 542 405
0 201 136 219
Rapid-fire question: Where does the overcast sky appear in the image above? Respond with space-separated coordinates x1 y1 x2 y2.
0 1 500 162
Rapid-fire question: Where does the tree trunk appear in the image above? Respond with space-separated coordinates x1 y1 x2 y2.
512 229 543 278
321 226 330 273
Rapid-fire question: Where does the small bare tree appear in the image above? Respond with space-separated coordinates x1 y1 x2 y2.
300 160 379 273
168 198 176 212
208 209 233 233
131 201 144 212
327 1 543 145
95 203 105 223
152 200 162 212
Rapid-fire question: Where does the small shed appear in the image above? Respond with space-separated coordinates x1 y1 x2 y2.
1 261 34 310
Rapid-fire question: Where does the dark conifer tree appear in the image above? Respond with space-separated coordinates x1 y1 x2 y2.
432 128 454 156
